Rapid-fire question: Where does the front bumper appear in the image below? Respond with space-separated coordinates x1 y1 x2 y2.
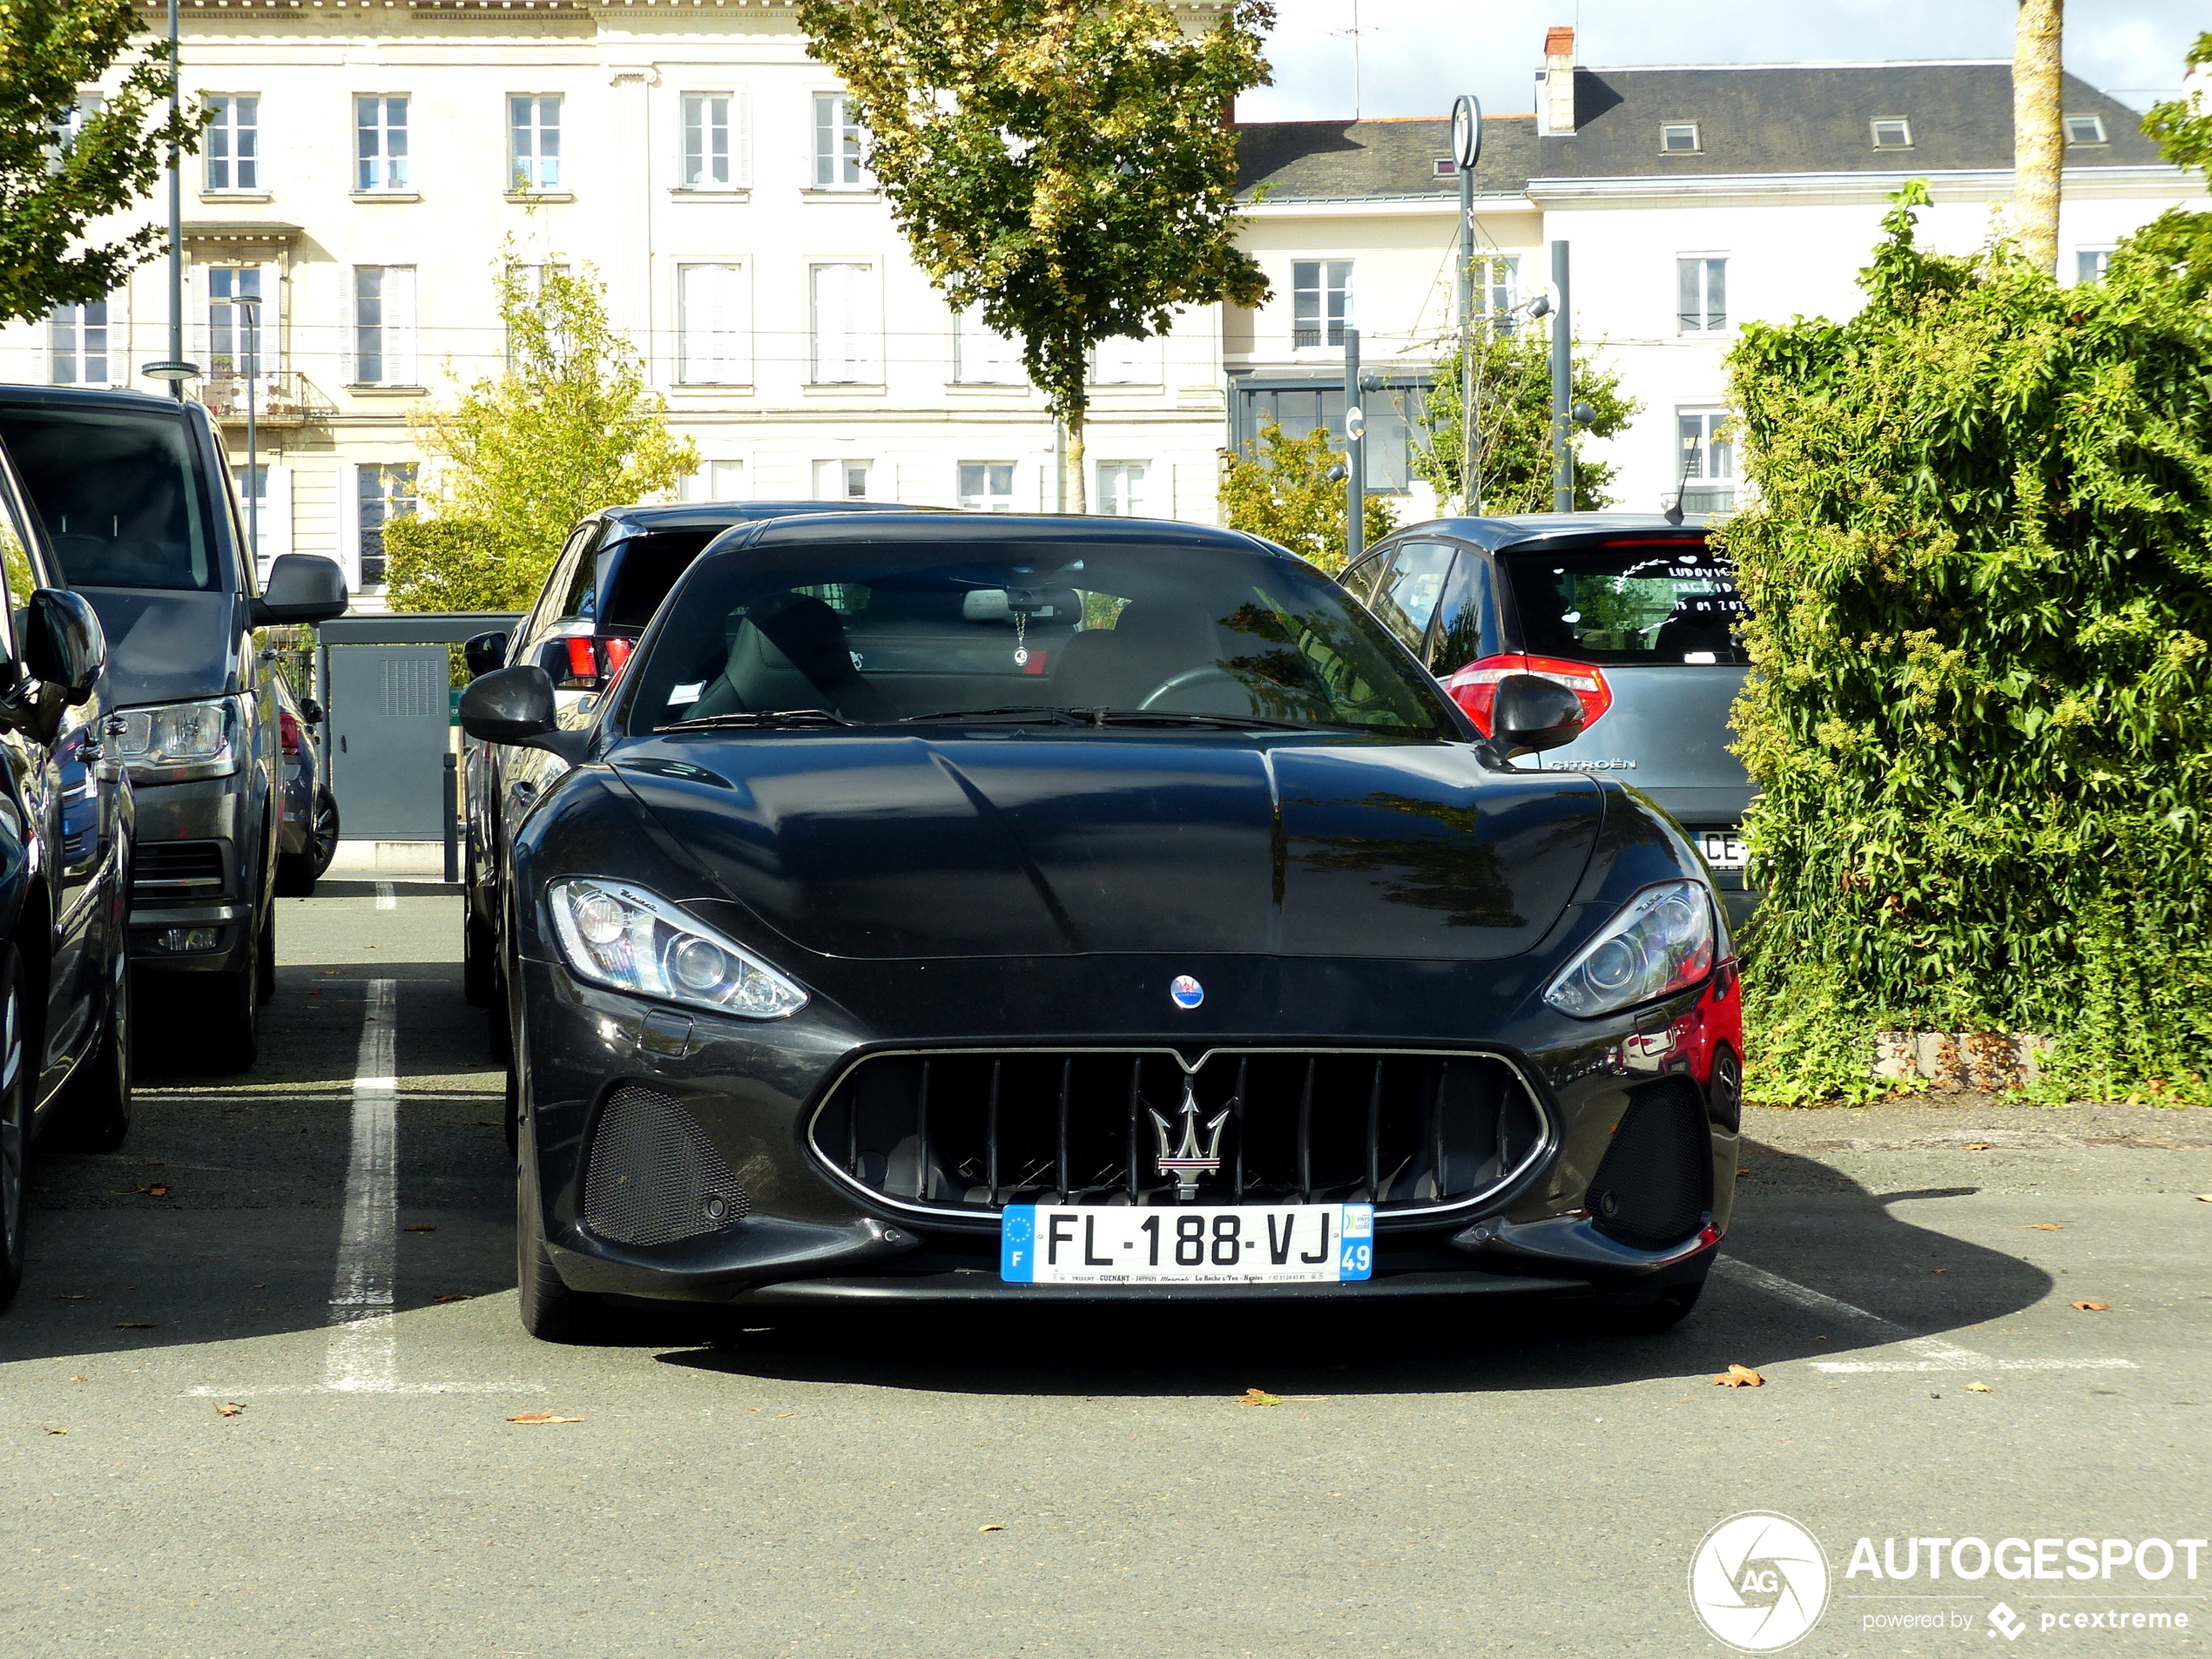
518 951 1743 1308
128 774 253 974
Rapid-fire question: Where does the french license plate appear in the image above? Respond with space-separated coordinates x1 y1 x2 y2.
1698 830 1749 870
1001 1204 1374 1285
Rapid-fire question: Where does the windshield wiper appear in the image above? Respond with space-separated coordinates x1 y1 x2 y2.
655 710 853 732
897 705 1096 725
1086 708 1330 732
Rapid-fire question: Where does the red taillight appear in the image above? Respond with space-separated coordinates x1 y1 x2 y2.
564 637 597 681
1442 653 1613 738
279 710 301 757
600 636 634 682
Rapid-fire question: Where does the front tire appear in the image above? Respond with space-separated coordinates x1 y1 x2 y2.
255 904 276 1005
0 950 31 1312
516 1126 603 1343
463 910 496 1008
44 961 131 1155
192 951 261 1075
1598 1274 1707 1335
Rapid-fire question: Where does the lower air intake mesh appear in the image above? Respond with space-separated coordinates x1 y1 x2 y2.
582 1085 748 1248
1588 1079 1709 1251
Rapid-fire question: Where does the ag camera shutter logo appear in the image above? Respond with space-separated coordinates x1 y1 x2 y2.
1689 1512 1831 1651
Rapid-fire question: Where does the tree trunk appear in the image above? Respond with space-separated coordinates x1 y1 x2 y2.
1067 405 1088 515
2013 0 2063 273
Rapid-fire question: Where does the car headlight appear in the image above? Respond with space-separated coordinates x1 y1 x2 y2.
1542 880 1716 1019
548 878 808 1021
111 696 241 785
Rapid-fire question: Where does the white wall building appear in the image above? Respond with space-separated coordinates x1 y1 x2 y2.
1231 26 2203 522
2 0 1233 608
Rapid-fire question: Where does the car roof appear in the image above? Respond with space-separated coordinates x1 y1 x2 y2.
709 510 1285 559
1391 513 1714 552
0 381 202 418
594 500 934 537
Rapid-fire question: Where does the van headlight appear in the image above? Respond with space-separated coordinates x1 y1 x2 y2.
548 878 807 1020
110 696 241 784
1542 880 1716 1018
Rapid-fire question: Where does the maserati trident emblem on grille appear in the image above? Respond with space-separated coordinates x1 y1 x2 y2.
1150 1080 1232 1198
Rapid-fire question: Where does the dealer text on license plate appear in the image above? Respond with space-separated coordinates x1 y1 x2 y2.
1698 830 1748 870
1000 1204 1374 1285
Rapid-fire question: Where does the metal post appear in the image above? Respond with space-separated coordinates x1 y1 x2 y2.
239 295 258 568
1342 326 1364 570
442 752 459 885
1451 94 1483 517
1550 239 1572 514
165 0 183 401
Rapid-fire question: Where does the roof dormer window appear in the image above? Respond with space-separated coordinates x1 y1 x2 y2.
1433 156 1457 177
1660 122 1699 154
1871 118 1912 150
2065 114 2107 145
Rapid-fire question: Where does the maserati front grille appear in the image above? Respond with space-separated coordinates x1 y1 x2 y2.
807 1048 1550 1222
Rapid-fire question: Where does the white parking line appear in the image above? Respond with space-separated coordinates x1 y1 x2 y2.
1713 1255 2136 1372
327 978 399 1391
374 881 396 911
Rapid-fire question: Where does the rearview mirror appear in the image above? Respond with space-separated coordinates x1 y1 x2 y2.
251 555 350 626
462 631 509 680
24 589 105 707
1490 674 1585 759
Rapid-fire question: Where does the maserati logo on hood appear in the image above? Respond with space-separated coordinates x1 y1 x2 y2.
1170 974 1204 1009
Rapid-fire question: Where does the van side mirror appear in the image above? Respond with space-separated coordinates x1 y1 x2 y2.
24 589 105 706
458 664 589 763
462 631 509 680
1490 673 1585 759
251 554 350 626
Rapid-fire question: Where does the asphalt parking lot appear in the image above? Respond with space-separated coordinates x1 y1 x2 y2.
1 878 2206 1658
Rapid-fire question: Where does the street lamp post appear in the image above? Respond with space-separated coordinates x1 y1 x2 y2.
165 0 182 400
1450 95 1482 515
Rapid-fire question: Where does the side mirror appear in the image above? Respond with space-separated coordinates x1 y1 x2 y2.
24 589 105 707
458 664 588 763
251 554 350 626
298 696 325 725
462 630 510 680
1490 673 1585 759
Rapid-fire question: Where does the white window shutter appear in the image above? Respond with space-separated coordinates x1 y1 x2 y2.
853 266 879 381
335 461 361 590
188 265 209 373
734 88 752 186
263 463 293 562
341 269 359 387
391 266 418 386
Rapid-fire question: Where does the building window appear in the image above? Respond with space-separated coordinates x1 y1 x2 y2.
234 464 268 558
352 266 417 386
355 97 409 192
1096 462 1148 517
2065 114 2107 145
813 459 872 500
509 95 561 192
49 300 111 386
1291 260 1352 349
357 462 417 586
954 308 1023 385
205 96 260 192
813 92 865 186
1472 254 1520 336
683 460 747 502
1432 156 1457 178
2076 248 2113 284
808 262 879 384
207 266 266 375
1676 256 1727 334
1089 334 1159 386
1871 118 1912 149
958 462 1015 513
682 92 749 187
48 92 103 160
1660 122 1699 153
678 263 750 384
1231 379 1424 495
1676 409 1735 513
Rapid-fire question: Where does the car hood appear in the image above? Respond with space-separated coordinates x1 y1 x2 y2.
77 587 237 705
607 733 1603 961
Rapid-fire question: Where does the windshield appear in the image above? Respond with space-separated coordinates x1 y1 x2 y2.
623 539 1460 738
1501 538 1748 666
0 406 223 592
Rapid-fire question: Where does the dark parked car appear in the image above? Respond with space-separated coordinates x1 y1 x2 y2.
0 437 138 1310
460 501 921 1016
273 670 337 896
461 512 1743 1339
1341 516 1756 927
0 387 350 1069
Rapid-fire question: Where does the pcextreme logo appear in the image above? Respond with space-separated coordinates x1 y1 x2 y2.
1689 1512 1833 1652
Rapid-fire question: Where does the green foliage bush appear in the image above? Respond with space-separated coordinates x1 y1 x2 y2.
382 516 536 613
1413 329 1636 513
1721 184 2212 1105
1219 421 1396 573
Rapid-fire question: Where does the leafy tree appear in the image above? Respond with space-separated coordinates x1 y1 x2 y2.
796 0 1272 512
0 0 199 324
381 517 529 612
397 256 694 611
1412 328 1637 514
1719 181 2212 1104
1219 420 1394 573
2141 31 2212 172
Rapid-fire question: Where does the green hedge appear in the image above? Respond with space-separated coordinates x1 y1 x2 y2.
1721 185 2212 1104
381 515 548 614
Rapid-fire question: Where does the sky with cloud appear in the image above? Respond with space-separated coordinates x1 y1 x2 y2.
1238 0 2204 123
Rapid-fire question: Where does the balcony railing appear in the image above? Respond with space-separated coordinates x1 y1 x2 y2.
197 370 314 428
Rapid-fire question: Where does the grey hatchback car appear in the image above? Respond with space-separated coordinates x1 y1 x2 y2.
1342 516 1755 925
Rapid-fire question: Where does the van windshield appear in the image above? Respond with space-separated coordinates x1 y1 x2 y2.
0 406 223 592
1501 538 1748 666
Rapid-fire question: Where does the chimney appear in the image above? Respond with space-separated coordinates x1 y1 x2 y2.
1536 24 1577 137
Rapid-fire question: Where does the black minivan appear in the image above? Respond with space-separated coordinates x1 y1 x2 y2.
1343 515 1755 924
0 387 350 1069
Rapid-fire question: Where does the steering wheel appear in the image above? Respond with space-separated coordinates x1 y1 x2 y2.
1137 666 1246 711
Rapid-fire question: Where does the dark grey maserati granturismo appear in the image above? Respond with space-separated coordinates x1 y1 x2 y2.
459 512 1743 1339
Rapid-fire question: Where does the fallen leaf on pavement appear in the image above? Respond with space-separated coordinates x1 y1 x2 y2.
215 1401 246 1417
137 1184 170 1197
2195 1195 2212 1203
114 1322 154 1330
1238 1387 1282 1406
54 1293 86 1300
1932 1267 1946 1274
67 1376 85 1383
506 1412 583 1425
2030 1224 2064 1231
1735 1168 1750 1178
2071 1301 2109 1312
772 1411 799 1419
1710 1364 1764 1388
978 1524 1004 1533
42 1426 66 1435
430 1293 471 1304
1964 1143 1991 1152
403 1224 437 1233
1965 1382 1993 1393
